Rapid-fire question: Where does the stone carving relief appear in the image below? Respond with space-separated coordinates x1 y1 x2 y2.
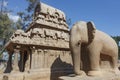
31 28 45 44
10 27 69 49
34 3 68 30
30 49 71 69
29 27 69 48
10 29 31 44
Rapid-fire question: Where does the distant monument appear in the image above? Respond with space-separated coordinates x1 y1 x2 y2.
0 1 120 80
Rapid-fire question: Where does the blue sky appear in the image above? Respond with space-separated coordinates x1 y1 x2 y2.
4 0 120 36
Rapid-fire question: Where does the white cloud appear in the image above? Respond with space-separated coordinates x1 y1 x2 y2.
3 1 8 7
8 13 20 22
0 1 8 7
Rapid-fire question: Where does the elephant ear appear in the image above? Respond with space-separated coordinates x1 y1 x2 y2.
87 21 96 42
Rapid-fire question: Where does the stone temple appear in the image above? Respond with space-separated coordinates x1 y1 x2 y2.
3 2 73 80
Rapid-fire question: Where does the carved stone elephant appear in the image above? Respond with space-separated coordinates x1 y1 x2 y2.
70 21 119 76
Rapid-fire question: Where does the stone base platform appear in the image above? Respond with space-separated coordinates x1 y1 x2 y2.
0 69 73 80
59 75 120 80
59 72 120 80
0 72 50 80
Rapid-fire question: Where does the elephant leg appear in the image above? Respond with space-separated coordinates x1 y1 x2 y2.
71 44 86 75
111 54 120 75
72 46 82 75
90 53 100 71
112 56 118 69
88 47 102 76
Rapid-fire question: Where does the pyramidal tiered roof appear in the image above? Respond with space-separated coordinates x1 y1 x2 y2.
5 2 70 50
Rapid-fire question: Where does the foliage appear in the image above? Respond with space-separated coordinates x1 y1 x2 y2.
66 16 72 26
0 13 15 43
17 0 39 30
112 36 120 59
0 0 15 45
15 18 23 29
112 36 120 44
0 0 22 45
0 13 16 58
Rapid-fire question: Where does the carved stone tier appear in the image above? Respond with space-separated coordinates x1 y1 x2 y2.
33 2 68 30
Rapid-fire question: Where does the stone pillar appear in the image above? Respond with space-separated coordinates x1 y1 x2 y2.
21 50 24 72
24 50 31 72
12 49 20 72
31 46 36 69
34 49 38 68
19 49 30 72
44 50 48 68
4 50 13 73
26 52 30 72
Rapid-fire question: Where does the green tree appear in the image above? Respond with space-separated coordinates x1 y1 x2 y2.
0 0 21 57
0 0 14 56
0 13 15 56
17 0 39 30
0 13 15 43
15 18 23 29
112 36 120 59
0 0 14 44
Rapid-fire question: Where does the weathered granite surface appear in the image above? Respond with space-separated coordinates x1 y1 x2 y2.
59 72 120 80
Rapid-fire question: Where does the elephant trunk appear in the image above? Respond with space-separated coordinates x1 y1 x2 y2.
70 25 82 75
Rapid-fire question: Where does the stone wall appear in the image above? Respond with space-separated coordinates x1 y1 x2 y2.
30 49 72 70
